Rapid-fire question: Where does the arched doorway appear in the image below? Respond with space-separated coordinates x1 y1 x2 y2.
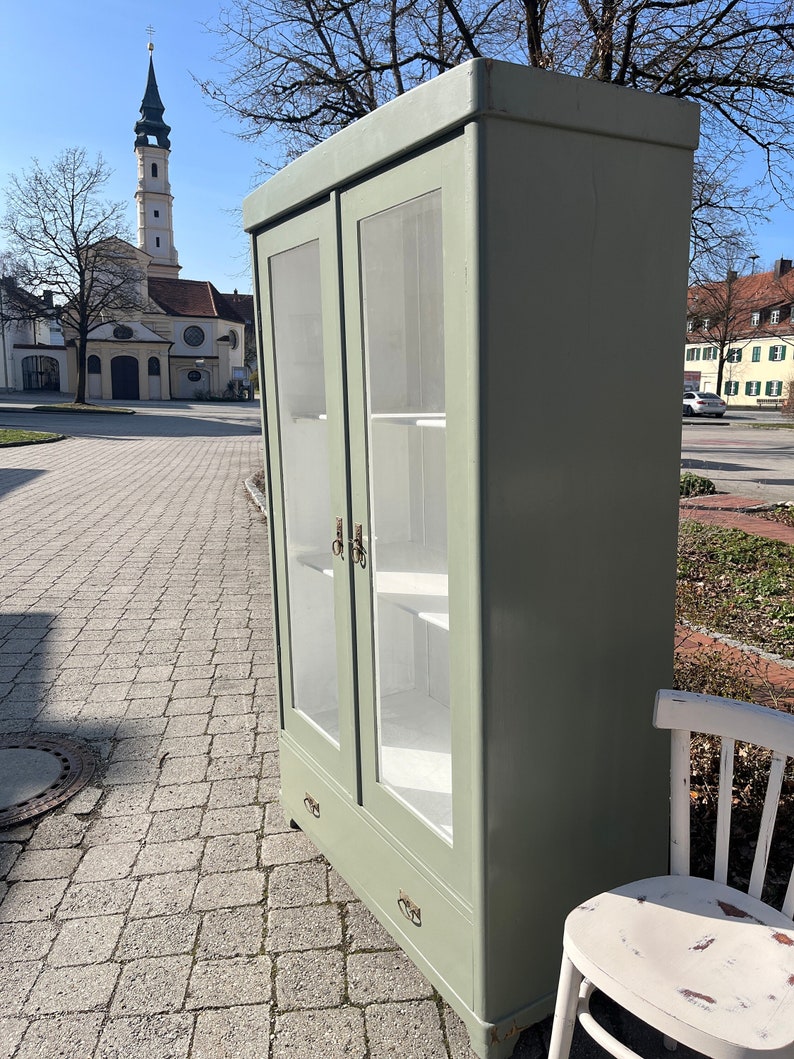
22 355 60 391
111 356 139 400
87 355 102 399
148 356 161 400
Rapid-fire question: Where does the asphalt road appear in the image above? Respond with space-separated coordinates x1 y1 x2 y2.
681 410 794 503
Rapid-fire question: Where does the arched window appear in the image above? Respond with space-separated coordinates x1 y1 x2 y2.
151 162 158 178
148 357 161 376
88 355 101 373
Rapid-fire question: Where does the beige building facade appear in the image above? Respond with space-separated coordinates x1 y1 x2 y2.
684 258 794 407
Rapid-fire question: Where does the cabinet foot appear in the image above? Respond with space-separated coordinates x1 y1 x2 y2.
289 818 302 831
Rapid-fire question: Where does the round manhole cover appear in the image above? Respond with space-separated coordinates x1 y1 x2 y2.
0 735 96 828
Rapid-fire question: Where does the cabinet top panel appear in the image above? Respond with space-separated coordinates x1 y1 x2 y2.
243 58 699 232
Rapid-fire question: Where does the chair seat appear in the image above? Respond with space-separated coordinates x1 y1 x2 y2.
564 874 794 1056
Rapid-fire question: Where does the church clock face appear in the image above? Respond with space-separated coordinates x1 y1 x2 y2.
229 330 238 350
183 325 205 347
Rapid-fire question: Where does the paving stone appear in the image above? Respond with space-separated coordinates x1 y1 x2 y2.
27 815 88 850
57 879 137 919
206 754 262 780
443 1003 482 1059
0 841 22 879
158 754 208 785
6 847 82 882
267 861 328 908
0 960 42 1013
202 832 258 874
85 813 152 846
207 712 256 735
196 906 265 957
271 1007 367 1059
72 842 139 882
200 805 263 837
111 736 161 762
0 879 68 921
263 801 293 834
191 1004 271 1059
208 776 258 809
266 904 342 953
328 868 357 903
186 955 272 1008
261 831 321 867
147 806 203 843
164 714 209 738
15 1012 104 1059
48 914 124 966
95 1012 194 1059
134 838 204 876
61 785 102 816
103 759 161 785
129 870 198 918
344 901 399 952
100 783 155 818
276 949 344 1010
192 868 265 910
150 782 210 812
211 731 256 758
111 955 193 1016
347 951 434 1003
365 1000 448 1059
116 912 200 960
0 920 56 960
158 734 212 757
0 1016 27 1059
25 962 120 1015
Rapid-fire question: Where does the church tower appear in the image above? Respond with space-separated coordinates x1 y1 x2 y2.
134 43 180 277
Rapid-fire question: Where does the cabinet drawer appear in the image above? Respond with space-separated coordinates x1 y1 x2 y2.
279 739 474 1008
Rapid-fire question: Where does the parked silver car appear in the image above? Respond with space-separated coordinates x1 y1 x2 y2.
682 391 727 417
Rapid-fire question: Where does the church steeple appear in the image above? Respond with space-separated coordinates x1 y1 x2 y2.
135 44 171 148
134 42 180 277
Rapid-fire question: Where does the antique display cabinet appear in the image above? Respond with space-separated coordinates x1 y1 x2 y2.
244 59 698 1058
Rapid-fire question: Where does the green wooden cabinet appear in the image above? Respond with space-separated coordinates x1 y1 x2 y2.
244 59 698 1059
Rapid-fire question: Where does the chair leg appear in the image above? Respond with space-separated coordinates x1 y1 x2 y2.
548 952 584 1059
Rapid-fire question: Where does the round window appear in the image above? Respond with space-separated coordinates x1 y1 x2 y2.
113 324 133 339
229 330 238 350
187 370 202 382
184 326 205 348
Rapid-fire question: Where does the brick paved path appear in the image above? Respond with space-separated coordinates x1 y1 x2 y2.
0 410 485 1059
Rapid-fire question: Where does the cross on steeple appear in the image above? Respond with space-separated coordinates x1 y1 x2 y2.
146 24 156 51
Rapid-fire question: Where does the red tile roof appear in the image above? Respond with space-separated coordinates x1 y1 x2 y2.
687 265 794 341
148 278 247 323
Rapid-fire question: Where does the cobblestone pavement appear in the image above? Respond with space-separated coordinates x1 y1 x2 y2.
0 404 521 1059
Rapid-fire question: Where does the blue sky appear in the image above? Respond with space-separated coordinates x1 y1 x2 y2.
0 0 269 293
2 1 794 286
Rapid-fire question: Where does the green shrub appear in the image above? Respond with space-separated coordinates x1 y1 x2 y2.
680 472 716 497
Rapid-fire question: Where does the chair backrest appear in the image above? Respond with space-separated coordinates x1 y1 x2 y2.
654 689 794 917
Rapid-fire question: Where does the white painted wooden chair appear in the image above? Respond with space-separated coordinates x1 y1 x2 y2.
548 689 794 1059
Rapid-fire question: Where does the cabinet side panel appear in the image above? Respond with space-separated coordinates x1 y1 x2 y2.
478 113 693 1021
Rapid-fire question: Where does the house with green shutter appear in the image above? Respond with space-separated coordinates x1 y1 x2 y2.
684 257 794 407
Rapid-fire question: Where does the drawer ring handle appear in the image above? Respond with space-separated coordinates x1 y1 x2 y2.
398 889 422 927
303 793 320 818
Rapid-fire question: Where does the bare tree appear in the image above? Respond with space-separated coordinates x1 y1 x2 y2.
198 0 794 240
1 148 145 404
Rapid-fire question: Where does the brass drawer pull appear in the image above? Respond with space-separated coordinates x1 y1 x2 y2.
303 792 321 818
398 889 421 926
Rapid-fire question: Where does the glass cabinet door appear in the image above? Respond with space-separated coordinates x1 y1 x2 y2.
342 140 473 885
255 202 357 787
